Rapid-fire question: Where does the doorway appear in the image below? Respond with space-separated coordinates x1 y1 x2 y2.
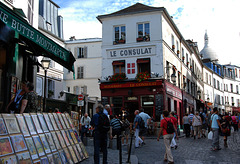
124 101 138 123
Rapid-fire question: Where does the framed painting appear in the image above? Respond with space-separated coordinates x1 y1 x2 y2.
72 145 82 162
0 137 13 157
59 150 67 164
65 113 74 128
15 114 30 137
25 137 38 160
0 116 7 135
51 132 61 150
52 113 63 130
17 151 32 164
40 156 49 164
60 130 70 146
57 114 66 129
23 114 37 135
0 154 17 164
47 154 54 164
69 129 78 144
45 133 56 152
61 114 70 129
43 113 53 131
68 146 78 164
10 135 27 153
32 136 45 157
66 130 74 145
39 134 51 154
56 131 66 148
31 114 43 134
63 148 73 164
73 129 81 142
3 114 20 134
76 144 85 160
52 152 62 164
33 159 41 164
38 114 49 133
48 114 58 131
80 142 89 158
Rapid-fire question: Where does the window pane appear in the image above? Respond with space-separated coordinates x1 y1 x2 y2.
115 27 119 41
121 26 125 40
144 23 150 36
138 24 143 37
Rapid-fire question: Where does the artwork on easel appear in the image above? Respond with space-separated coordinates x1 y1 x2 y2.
10 135 27 153
52 152 62 164
65 113 74 128
45 133 56 152
15 114 30 137
69 129 78 144
3 114 20 134
47 154 54 164
73 129 81 142
0 137 14 157
76 144 85 160
24 114 37 135
51 132 61 150
62 114 70 129
56 131 66 148
0 154 17 164
61 130 70 146
39 134 51 154
48 114 58 131
59 150 68 164
25 137 38 160
68 146 78 164
66 130 74 145
52 113 63 130
40 156 49 164
57 113 66 129
31 114 43 134
43 114 53 131
32 136 45 157
72 145 82 162
80 142 89 158
0 117 7 135
16 151 32 164
63 147 73 164
37 114 49 133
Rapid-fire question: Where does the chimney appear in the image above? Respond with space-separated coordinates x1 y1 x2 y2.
69 36 76 41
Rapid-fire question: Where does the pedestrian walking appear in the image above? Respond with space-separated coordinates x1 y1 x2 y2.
157 110 178 164
232 114 238 132
133 110 143 148
188 111 194 137
221 115 230 147
139 108 151 144
109 115 122 150
210 107 222 151
182 113 190 137
170 112 178 149
80 113 91 142
200 110 207 138
192 112 202 139
121 116 130 146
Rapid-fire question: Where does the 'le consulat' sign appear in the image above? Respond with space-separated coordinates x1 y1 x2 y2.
107 46 155 58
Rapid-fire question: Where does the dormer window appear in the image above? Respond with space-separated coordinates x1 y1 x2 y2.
137 23 150 42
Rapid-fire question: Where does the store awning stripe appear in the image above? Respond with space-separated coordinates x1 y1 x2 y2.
0 2 75 71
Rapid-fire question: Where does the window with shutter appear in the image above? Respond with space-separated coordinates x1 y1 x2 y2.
77 67 84 79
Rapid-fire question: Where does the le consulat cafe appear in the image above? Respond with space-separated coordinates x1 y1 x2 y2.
0 2 75 112
100 45 183 123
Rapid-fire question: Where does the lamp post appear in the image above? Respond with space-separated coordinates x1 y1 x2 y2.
41 59 50 112
171 73 176 85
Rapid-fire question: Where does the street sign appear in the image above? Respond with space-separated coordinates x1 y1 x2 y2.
78 101 84 107
78 94 84 101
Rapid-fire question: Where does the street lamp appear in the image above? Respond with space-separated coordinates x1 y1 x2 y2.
171 73 176 85
41 59 50 112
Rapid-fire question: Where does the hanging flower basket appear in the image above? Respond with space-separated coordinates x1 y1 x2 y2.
177 50 180 54
109 73 127 82
182 56 185 60
136 71 150 82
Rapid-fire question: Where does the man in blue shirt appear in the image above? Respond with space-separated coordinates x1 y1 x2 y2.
139 108 151 144
210 107 222 151
133 110 143 148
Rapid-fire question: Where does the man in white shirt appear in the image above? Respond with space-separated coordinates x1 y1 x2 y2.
139 108 151 144
80 113 91 141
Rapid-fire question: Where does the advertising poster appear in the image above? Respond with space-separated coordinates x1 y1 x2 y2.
57 114 66 129
61 130 70 146
63 148 73 164
73 129 81 142
10 135 27 153
59 150 68 164
53 152 62 164
66 130 74 145
48 114 58 131
52 113 63 130
47 154 54 164
68 146 78 163
25 137 38 160
0 117 7 135
72 145 82 162
69 130 78 144
0 137 13 157
56 131 66 148
62 114 70 129
65 113 74 128
76 144 85 160
40 156 49 164
15 115 30 137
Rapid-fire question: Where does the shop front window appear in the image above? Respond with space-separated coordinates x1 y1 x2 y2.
141 95 154 117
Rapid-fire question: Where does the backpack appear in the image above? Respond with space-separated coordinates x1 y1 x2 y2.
98 113 110 133
139 117 145 129
121 120 130 130
165 118 175 134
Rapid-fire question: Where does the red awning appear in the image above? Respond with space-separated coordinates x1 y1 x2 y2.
137 58 150 64
232 107 240 112
112 61 125 65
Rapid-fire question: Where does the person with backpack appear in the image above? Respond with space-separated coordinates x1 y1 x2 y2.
133 110 143 148
170 112 178 149
80 113 91 142
90 104 109 164
157 110 178 164
109 115 122 150
139 108 151 145
199 110 207 138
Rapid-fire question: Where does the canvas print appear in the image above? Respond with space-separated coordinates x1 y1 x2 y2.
38 114 49 133
63 148 73 164
10 135 27 153
73 129 81 142
45 133 56 152
39 134 51 154
57 114 66 129
32 136 45 157
59 150 67 164
65 113 74 128
56 131 66 148
0 117 7 135
25 137 38 160
24 114 37 135
3 115 20 134
61 130 70 146
72 145 82 162
47 154 54 164
48 114 58 131
0 137 13 157
51 132 61 150
0 155 17 164
52 152 62 164
70 111 78 120
15 115 30 137
76 144 85 160
53 113 63 130
31 115 43 134
62 114 70 129
40 156 49 164
43 114 53 131
80 142 89 158
69 130 78 144
17 151 32 164
68 146 78 163
66 130 74 145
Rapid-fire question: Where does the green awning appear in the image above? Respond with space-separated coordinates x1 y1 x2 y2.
0 2 75 71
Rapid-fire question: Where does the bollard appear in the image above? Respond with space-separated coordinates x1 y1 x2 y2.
127 131 134 163
119 134 122 164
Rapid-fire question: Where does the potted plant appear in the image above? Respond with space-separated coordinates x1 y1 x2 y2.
177 50 180 54
109 73 127 82
118 38 125 44
136 71 150 82
182 56 185 60
172 45 175 49
137 37 143 42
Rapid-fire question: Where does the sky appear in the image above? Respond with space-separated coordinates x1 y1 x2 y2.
54 0 240 66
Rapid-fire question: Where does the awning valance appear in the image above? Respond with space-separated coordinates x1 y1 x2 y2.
112 60 125 66
137 58 150 64
0 2 75 71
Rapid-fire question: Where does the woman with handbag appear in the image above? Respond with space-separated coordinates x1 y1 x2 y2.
221 115 230 147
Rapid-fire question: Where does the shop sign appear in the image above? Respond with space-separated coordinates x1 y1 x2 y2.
166 85 182 99
127 97 137 101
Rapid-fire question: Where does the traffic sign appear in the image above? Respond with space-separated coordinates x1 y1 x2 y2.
78 94 84 101
78 101 84 106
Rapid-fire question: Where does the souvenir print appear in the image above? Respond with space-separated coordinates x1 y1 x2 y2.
33 160 41 164
72 145 82 162
73 129 81 142
31 115 43 134
32 136 45 157
48 114 58 131
40 156 49 164
65 113 74 128
57 114 66 129
24 114 37 135
68 146 78 163
25 137 38 160
17 151 32 164
51 132 61 150
47 154 54 164
43 114 53 131
38 114 49 133
0 137 13 157
0 117 7 135
66 130 74 145
52 152 62 164
0 155 17 164
80 142 89 158
61 130 70 146
10 135 27 153
3 115 20 134
56 131 66 148
45 133 56 152
15 114 30 137
39 134 51 154
76 144 85 160
62 114 70 129
63 148 73 164
69 130 78 144
52 113 62 130
59 150 68 164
